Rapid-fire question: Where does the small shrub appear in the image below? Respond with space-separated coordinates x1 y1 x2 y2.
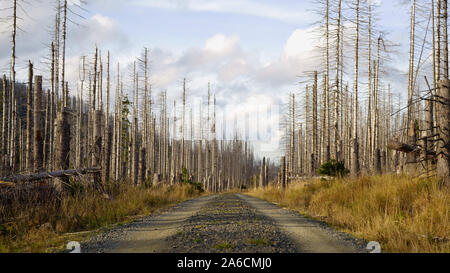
182 168 204 193
318 160 349 177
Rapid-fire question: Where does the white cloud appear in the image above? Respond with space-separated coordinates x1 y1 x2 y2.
205 34 239 54
283 28 319 60
130 0 314 24
252 27 321 87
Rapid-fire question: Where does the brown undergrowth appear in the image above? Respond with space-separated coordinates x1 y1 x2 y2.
0 180 203 252
248 175 449 253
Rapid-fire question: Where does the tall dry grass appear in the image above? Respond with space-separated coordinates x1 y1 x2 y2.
0 181 203 253
248 175 449 253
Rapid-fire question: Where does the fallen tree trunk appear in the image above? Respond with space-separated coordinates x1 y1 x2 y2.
387 141 436 156
0 168 101 183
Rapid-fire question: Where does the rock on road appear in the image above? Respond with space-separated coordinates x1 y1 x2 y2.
82 193 367 253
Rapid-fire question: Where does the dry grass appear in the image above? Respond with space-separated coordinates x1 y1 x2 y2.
0 181 204 253
248 175 449 253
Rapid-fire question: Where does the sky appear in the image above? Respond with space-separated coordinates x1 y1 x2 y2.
0 0 421 160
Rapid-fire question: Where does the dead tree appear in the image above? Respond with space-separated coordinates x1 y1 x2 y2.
436 80 450 185
406 0 418 173
334 0 343 162
0 168 101 183
351 0 361 175
26 61 33 171
33 76 44 172
61 0 68 107
1 75 7 175
260 157 266 188
104 52 112 182
312 71 318 173
54 110 71 172
140 147 146 184
324 0 331 163
92 110 103 183
281 156 286 188
9 0 17 173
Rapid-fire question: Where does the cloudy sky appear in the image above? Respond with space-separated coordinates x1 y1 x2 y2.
0 0 418 160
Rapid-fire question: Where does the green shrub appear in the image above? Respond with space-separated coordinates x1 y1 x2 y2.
182 168 204 193
318 160 349 177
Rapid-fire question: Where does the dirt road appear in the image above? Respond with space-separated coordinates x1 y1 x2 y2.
83 193 367 253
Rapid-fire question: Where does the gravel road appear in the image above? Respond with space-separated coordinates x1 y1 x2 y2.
82 193 367 253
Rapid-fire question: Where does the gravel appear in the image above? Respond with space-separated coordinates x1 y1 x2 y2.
80 193 368 253
162 194 298 253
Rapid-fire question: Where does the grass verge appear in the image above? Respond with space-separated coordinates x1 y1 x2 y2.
247 174 449 253
0 182 203 253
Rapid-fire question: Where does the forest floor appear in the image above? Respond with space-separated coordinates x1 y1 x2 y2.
82 193 367 253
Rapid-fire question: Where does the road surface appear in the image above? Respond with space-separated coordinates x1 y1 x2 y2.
83 193 367 253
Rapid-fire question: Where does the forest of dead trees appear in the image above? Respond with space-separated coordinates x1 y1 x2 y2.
0 0 449 194
278 0 449 186
0 0 258 192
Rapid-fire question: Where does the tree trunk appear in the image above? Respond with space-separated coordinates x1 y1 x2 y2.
33 76 44 172
26 62 33 171
436 80 450 185
281 156 286 188
351 0 361 175
312 71 318 172
406 0 417 173
61 0 67 108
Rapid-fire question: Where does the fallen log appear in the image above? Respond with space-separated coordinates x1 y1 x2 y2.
387 141 436 156
0 168 101 183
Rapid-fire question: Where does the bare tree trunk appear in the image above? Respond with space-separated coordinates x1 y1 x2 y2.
10 0 17 173
26 62 33 171
437 0 442 88
436 80 450 185
260 157 266 188
92 110 103 184
181 78 186 170
91 48 98 169
212 95 217 192
374 37 383 173
281 156 286 188
367 2 373 169
171 100 177 184
54 12 60 112
33 76 44 172
406 0 417 173
44 89 51 169
443 0 449 80
132 68 139 185
53 109 71 190
140 148 146 184
54 110 71 171
312 71 318 173
61 0 67 108
298 124 303 174
290 93 295 175
324 0 330 162
1 75 7 175
334 0 342 162
351 0 361 175
104 52 111 182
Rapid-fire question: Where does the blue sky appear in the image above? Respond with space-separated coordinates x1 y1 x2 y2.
0 0 426 159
